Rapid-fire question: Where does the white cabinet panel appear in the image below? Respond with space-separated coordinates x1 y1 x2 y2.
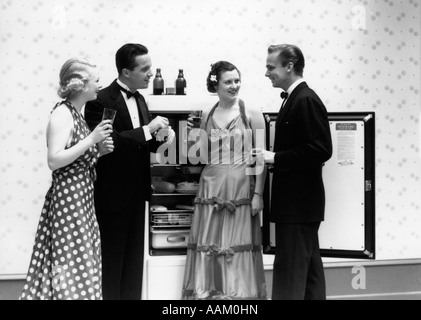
144 257 186 300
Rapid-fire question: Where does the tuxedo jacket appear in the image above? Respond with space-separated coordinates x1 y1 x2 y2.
270 82 333 224
85 80 160 212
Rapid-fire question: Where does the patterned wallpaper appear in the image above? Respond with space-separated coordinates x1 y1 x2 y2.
0 0 420 276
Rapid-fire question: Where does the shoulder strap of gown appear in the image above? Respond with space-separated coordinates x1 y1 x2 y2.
204 102 220 129
239 99 251 130
51 100 74 115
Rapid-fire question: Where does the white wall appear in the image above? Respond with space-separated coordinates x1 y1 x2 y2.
0 0 420 276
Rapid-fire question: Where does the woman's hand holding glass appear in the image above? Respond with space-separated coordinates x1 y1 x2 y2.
91 120 114 156
99 137 114 156
90 120 113 144
187 110 202 130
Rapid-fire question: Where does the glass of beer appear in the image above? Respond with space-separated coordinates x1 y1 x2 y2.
190 110 202 128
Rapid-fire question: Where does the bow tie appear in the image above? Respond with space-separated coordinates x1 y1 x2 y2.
127 91 140 99
281 91 288 100
118 85 140 99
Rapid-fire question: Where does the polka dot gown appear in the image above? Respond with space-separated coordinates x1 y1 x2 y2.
20 101 102 300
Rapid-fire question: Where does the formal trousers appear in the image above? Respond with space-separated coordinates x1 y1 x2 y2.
272 222 326 300
95 199 146 300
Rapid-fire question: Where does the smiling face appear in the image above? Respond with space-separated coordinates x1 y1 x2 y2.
84 68 101 101
216 69 241 102
265 51 291 91
123 54 153 91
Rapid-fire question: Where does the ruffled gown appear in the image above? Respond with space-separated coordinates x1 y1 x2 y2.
181 103 267 300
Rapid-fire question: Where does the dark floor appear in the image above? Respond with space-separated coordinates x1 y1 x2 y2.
0 280 24 300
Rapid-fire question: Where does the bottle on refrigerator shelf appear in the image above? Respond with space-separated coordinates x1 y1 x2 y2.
153 68 164 95
175 69 186 95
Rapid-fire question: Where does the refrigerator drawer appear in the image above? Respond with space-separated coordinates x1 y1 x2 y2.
151 229 190 249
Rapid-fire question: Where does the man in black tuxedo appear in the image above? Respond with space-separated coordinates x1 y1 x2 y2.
261 44 332 300
85 43 174 300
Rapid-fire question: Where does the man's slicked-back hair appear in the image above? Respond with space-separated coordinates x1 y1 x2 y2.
115 43 149 75
268 44 305 76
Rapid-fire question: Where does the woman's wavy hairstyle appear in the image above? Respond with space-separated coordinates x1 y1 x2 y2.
57 58 97 99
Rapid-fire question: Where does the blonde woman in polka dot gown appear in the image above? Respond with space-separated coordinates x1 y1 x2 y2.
20 58 114 300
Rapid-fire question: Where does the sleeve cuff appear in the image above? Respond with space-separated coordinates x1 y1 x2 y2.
143 125 153 141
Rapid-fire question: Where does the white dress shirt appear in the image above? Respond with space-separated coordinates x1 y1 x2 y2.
116 79 152 141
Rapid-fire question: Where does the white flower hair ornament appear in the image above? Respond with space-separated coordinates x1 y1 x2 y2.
210 74 217 83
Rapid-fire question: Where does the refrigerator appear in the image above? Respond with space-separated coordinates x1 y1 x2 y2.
143 106 375 299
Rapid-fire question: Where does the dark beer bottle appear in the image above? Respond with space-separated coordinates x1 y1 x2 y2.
175 69 186 95
153 68 164 95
